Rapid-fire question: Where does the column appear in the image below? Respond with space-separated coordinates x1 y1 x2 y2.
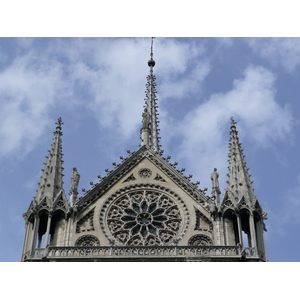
44 213 52 248
31 214 40 255
249 212 257 250
21 222 29 261
236 213 243 246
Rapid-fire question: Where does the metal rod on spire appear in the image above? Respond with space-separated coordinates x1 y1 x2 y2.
150 37 154 60
148 37 156 68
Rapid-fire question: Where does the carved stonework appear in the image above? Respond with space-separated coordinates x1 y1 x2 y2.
237 197 250 210
53 199 67 213
75 235 100 247
194 207 213 232
100 185 189 246
123 173 136 183
254 201 262 213
138 168 152 178
154 173 166 182
223 199 235 210
39 198 50 211
76 208 95 233
77 148 208 213
188 234 213 246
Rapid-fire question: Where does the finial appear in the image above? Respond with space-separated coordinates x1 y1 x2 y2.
55 117 63 132
148 37 155 67
56 117 63 126
230 116 237 126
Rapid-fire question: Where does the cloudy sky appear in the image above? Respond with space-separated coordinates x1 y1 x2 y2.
0 37 300 263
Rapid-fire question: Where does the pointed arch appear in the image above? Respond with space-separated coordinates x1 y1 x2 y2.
49 209 67 247
52 189 69 215
223 209 239 246
221 190 237 212
37 196 51 212
237 196 250 210
239 208 251 247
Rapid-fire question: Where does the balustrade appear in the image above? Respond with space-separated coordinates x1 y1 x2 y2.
24 245 247 260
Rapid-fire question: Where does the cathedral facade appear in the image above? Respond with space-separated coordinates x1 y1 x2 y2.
21 41 267 262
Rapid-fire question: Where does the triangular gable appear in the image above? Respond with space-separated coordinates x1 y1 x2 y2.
77 146 209 214
52 189 69 215
220 190 237 212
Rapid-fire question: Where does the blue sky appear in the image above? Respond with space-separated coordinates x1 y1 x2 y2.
0 37 300 263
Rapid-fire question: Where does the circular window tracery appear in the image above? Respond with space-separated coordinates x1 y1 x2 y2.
101 188 187 246
75 235 100 247
188 234 213 246
138 168 152 178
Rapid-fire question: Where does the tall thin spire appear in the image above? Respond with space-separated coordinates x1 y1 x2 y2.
141 37 160 152
226 117 257 203
34 117 65 203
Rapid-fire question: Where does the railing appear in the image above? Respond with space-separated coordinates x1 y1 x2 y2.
23 245 260 260
242 247 256 257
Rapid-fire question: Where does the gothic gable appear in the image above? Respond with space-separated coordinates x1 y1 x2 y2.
71 146 213 247
76 146 209 214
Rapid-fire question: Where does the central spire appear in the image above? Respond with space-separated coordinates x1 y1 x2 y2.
141 37 160 152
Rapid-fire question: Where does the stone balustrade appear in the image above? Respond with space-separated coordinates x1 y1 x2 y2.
22 245 264 261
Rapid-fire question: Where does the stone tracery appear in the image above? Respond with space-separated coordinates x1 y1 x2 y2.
138 168 152 178
188 234 213 246
75 235 100 247
102 188 187 246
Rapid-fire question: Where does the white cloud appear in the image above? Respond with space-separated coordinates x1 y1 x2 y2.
0 51 66 157
246 37 300 73
172 65 293 190
0 38 211 159
62 38 211 141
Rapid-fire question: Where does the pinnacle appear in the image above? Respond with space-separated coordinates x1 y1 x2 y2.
34 118 65 203
226 117 256 204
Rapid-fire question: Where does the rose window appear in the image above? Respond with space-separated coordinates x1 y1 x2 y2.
105 190 183 246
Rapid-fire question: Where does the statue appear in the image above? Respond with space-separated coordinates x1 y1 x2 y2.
141 108 150 130
70 167 80 195
211 168 219 190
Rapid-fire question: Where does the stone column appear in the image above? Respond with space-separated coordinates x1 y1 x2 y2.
223 217 228 246
249 213 257 249
44 213 52 248
261 223 267 261
31 214 40 254
236 213 243 246
21 222 29 261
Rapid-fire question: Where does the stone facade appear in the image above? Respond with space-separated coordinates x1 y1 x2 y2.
21 42 267 262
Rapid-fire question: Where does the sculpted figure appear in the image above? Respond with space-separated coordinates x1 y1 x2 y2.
70 167 80 194
211 168 219 190
142 108 150 130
